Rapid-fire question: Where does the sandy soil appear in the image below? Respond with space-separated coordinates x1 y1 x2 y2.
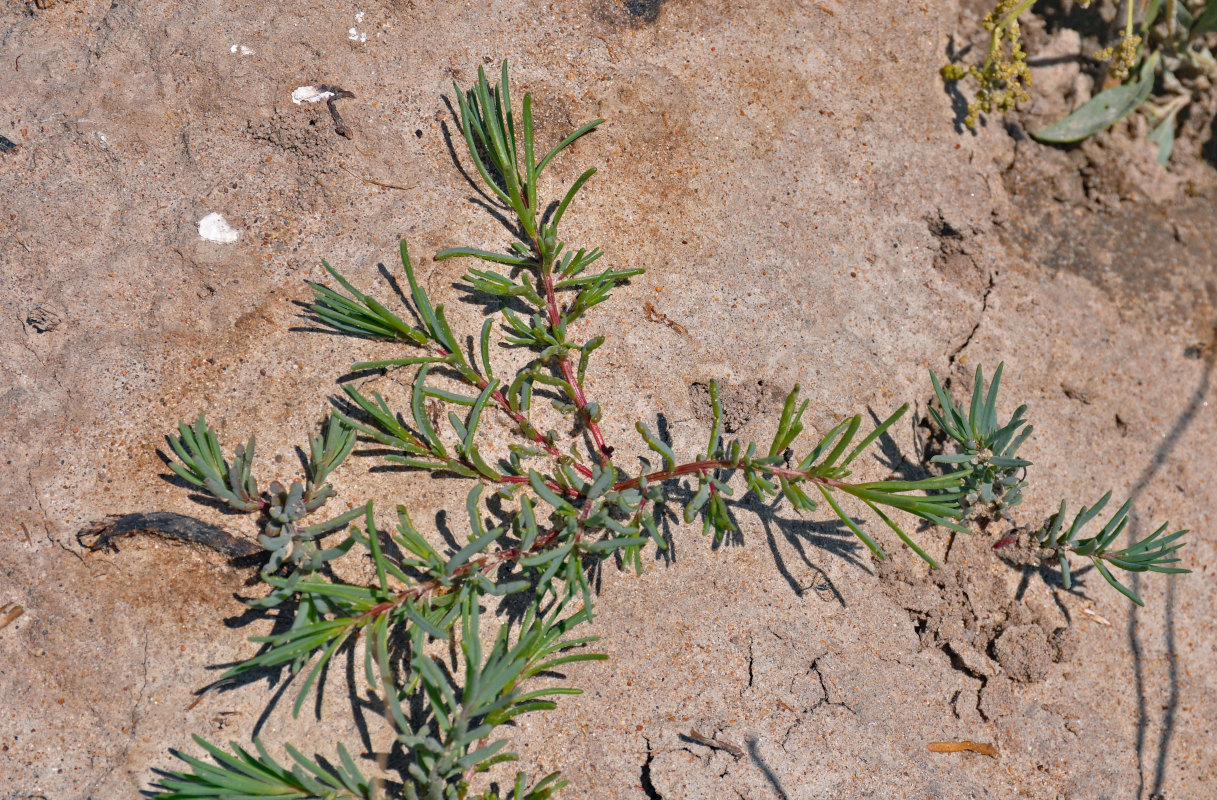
1 1 1214 798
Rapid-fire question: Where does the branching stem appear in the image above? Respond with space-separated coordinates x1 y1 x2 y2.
540 271 614 462
611 459 845 492
429 339 596 480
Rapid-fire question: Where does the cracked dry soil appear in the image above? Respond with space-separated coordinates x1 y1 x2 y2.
2 1 1216 799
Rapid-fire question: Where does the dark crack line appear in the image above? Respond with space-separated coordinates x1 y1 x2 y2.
85 631 150 795
27 466 83 563
808 655 855 715
18 334 80 559
746 638 754 692
939 643 990 720
26 467 50 540
640 736 662 800
948 269 996 367
779 719 803 754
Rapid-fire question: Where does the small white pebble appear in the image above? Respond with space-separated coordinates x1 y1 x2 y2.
198 213 240 244
292 85 335 104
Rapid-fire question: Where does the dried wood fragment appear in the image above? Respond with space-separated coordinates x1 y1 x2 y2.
927 740 998 757
687 730 744 757
0 603 23 630
78 512 262 558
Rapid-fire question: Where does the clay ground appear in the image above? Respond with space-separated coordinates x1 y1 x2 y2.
1 0 1215 798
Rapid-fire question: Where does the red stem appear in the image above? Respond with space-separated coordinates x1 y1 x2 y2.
337 462 862 659
541 272 614 462
610 459 845 492
432 343 595 480
355 524 566 624
350 461 853 626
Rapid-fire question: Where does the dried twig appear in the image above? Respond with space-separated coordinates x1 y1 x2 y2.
686 730 744 757
339 163 415 192
316 85 356 138
1 603 24 630
644 300 688 335
927 740 998 757
78 512 262 558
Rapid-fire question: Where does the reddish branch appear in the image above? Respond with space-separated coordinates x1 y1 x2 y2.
430 342 596 480
350 459 853 629
541 272 614 462
348 458 860 631
611 459 846 492
355 525 567 625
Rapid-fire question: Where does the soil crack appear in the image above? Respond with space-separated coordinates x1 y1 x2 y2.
949 270 996 367
640 736 662 800
808 655 854 715
745 638 754 692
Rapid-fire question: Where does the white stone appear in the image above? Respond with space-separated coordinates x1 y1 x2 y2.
291 85 334 104
197 212 240 244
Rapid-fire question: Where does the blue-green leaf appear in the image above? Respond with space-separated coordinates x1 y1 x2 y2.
1034 53 1158 143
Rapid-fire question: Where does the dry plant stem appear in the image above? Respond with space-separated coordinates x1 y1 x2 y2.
927 740 999 757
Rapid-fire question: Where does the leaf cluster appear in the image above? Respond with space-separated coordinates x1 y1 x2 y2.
167 413 365 595
1033 493 1189 605
926 364 1190 603
928 363 1031 518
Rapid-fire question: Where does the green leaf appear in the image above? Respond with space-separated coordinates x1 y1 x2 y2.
1194 1 1217 34
635 421 676 470
535 118 605 175
447 525 502 575
400 241 442 344
577 336 604 386
412 364 447 457
464 378 500 452
479 318 496 380
861 498 937 568
1148 108 1177 166
436 246 536 267
584 535 650 552
841 404 907 467
769 385 807 456
1034 53 1159 143
820 415 860 468
684 481 711 522
817 484 886 560
1093 557 1143 606
529 470 575 512
551 167 597 230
